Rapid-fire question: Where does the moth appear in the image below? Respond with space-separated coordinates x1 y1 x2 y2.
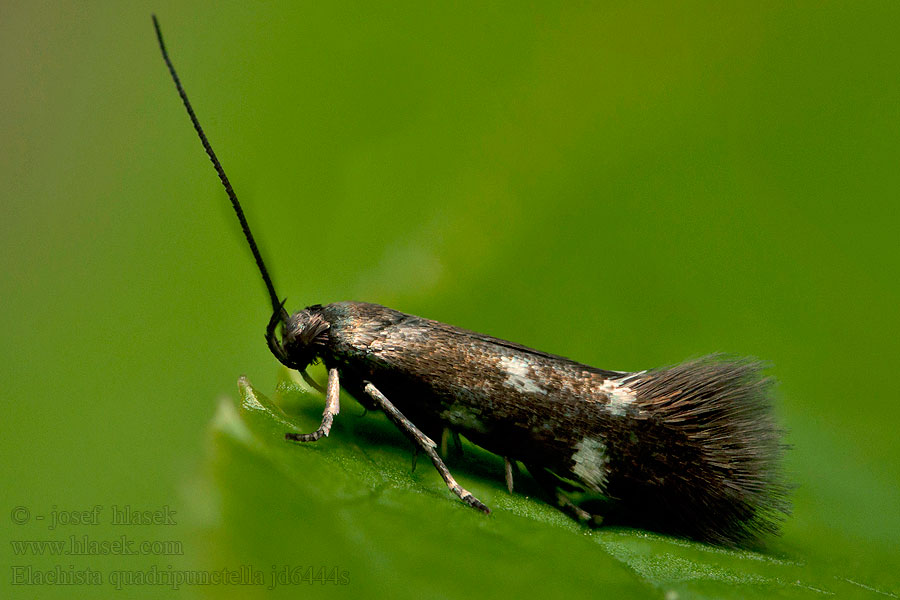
154 16 789 546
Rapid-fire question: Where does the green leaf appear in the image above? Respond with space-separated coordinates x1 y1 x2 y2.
182 369 898 599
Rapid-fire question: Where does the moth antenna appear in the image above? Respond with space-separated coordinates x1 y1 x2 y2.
152 15 286 324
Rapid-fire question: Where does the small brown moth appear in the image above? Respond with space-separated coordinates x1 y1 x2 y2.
154 16 789 546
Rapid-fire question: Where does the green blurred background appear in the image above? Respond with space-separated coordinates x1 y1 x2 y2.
2 2 898 598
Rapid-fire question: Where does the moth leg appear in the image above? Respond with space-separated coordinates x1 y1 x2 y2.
411 445 419 472
439 428 464 458
525 463 600 525
504 457 518 494
362 381 490 514
286 367 340 442
452 430 463 455
300 369 325 394
440 428 451 457
557 493 597 525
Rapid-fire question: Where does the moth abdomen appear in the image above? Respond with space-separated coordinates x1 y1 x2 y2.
594 357 790 545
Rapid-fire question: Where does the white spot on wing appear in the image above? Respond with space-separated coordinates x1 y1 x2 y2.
598 374 641 416
572 437 609 491
499 355 545 395
617 370 646 384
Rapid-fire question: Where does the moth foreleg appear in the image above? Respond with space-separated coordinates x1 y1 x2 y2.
362 381 490 514
300 369 325 394
286 367 341 442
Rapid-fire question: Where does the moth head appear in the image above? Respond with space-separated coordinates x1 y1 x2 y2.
266 305 330 371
